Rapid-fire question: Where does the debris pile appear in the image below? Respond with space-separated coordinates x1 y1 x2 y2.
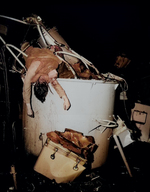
22 15 101 81
58 61 101 80
33 129 98 183
47 128 98 162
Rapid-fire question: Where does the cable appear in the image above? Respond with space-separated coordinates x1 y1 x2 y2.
0 36 26 70
120 82 130 122
0 15 36 26
7 44 28 57
56 51 89 69
0 46 10 124
37 24 47 47
89 119 118 133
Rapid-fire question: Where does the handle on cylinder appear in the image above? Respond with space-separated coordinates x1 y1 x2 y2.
73 159 80 171
50 148 58 160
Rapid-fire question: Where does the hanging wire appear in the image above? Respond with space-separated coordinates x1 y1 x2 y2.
89 119 118 133
0 15 36 26
0 36 27 69
119 82 130 122
0 46 10 124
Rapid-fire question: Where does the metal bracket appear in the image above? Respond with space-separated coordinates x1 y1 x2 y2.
50 148 58 160
73 159 80 171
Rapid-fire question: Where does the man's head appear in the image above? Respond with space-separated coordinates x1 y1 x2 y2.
34 80 48 103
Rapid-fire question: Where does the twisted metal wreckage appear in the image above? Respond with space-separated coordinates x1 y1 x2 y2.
0 14 135 187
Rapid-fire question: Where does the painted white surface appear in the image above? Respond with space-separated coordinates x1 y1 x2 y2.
23 78 118 168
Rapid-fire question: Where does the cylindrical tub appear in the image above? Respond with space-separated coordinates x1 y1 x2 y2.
23 78 118 169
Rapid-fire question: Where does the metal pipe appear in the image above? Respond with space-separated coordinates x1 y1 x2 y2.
113 135 133 177
0 15 34 25
37 24 47 47
7 44 28 57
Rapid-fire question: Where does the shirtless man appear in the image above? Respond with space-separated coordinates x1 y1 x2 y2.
22 43 71 117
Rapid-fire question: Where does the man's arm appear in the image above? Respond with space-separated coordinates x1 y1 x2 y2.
50 79 71 110
23 61 40 117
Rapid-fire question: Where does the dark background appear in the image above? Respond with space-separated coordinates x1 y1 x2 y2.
1 3 150 191
1 2 150 112
1 2 150 111
1 2 150 71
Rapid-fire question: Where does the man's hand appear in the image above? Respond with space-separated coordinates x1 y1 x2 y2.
62 95 71 110
26 103 34 118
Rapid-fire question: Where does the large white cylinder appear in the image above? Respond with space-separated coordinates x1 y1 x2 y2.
23 78 118 169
